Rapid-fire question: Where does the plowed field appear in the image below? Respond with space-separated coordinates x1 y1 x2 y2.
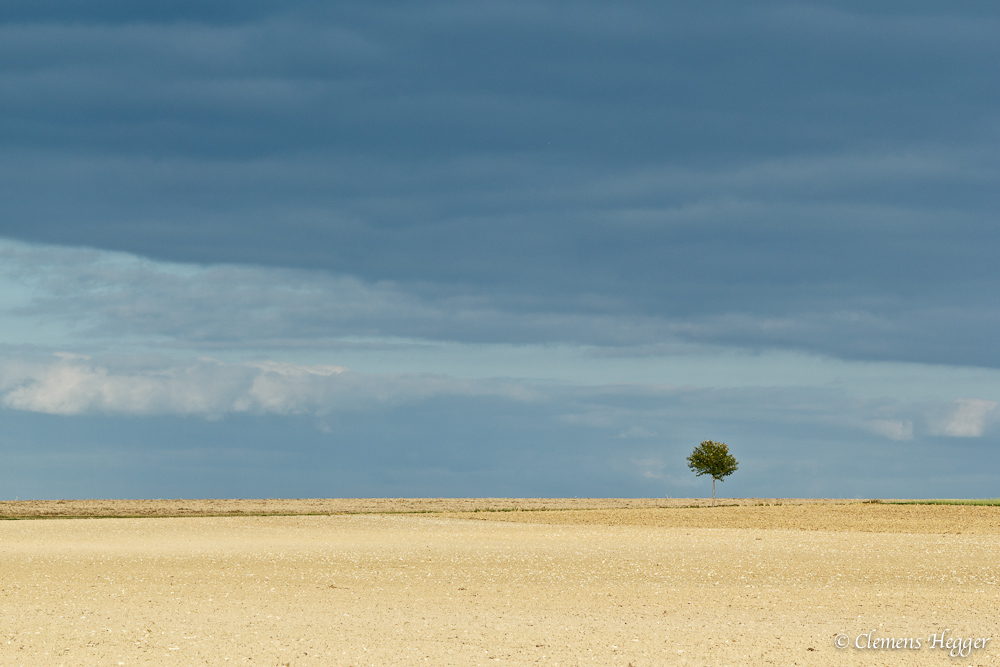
2 500 997 666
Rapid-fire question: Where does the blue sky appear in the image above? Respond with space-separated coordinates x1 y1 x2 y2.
1 1 999 499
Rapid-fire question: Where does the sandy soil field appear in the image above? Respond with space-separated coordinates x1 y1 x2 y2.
2 500 998 666
0 497 855 519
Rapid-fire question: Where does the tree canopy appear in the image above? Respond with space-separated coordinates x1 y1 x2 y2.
687 440 738 505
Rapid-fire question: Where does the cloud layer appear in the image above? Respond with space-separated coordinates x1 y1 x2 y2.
0 355 540 417
5 235 1000 371
0 351 994 450
1 3 999 364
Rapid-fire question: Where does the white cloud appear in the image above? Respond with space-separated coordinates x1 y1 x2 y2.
616 425 656 439
0 354 530 417
931 398 999 437
631 457 665 479
864 419 914 441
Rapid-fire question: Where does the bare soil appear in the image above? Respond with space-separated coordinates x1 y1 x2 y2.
2 500 998 666
0 497 852 519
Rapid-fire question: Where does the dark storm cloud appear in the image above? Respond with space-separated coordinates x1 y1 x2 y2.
1 2 998 364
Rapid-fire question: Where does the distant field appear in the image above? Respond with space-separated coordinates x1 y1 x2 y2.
890 498 1000 505
0 496 852 518
3 497 1000 533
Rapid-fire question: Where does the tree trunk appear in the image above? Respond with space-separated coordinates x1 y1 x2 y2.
712 477 716 506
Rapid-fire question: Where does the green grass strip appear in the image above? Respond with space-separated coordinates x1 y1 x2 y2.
888 499 1000 506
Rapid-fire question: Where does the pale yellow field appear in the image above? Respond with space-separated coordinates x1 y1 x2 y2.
1 500 998 666
0 497 850 519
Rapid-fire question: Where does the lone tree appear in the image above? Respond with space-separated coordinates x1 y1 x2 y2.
686 440 738 506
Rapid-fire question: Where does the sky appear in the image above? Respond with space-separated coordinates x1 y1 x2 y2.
1 1 999 499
